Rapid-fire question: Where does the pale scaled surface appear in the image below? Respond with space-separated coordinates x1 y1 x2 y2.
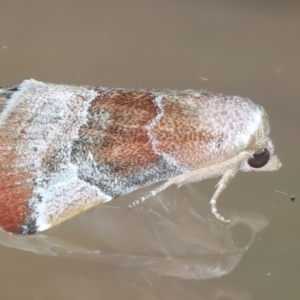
0 80 112 233
188 91 263 149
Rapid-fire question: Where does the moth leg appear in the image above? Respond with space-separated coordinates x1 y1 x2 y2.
210 168 238 223
128 181 173 209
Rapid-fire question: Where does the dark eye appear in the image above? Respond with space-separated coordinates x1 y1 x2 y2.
248 148 270 168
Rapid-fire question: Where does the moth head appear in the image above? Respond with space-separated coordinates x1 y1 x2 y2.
240 106 281 173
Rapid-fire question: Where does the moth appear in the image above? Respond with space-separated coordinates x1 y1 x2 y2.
0 79 281 234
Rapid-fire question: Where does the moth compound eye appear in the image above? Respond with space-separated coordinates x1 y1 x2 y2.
248 148 270 168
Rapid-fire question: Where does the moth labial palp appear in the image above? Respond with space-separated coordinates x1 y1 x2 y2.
0 79 281 234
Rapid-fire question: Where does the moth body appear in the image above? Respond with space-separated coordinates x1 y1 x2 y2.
0 80 281 234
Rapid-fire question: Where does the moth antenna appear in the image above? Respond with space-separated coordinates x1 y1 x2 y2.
210 169 238 223
274 190 295 201
128 181 173 209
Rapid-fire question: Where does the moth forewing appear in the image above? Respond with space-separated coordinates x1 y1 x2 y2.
0 79 281 234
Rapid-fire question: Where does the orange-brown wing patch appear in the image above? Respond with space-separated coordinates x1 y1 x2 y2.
80 90 160 175
153 95 216 168
0 141 33 233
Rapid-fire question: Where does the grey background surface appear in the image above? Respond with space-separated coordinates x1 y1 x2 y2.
0 1 299 299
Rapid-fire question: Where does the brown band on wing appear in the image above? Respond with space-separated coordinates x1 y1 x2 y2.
80 90 161 175
0 107 35 233
0 168 33 233
152 95 216 168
